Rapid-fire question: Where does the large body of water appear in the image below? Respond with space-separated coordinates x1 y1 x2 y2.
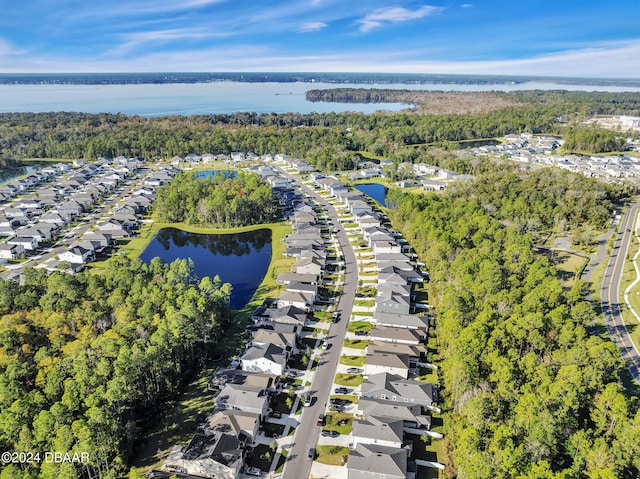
139 227 272 309
1 80 639 117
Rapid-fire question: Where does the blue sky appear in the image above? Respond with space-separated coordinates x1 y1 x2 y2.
1 0 639 78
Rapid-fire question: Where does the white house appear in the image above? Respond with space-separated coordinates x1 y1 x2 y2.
0 243 25 259
240 343 288 376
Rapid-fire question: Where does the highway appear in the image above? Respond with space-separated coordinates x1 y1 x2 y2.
276 170 358 479
600 201 640 384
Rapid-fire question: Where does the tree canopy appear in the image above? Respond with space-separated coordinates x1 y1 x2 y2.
0 257 231 479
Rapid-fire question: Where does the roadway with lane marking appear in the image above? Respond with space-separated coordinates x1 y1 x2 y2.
275 169 358 479
600 201 640 383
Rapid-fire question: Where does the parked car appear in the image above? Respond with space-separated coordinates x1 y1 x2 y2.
321 429 340 438
245 466 262 476
354 331 369 336
308 448 316 460
269 411 282 419
317 414 325 426
346 367 361 374
334 387 349 394
331 312 341 323
303 395 313 407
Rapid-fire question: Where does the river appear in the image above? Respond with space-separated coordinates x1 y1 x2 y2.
1 79 638 117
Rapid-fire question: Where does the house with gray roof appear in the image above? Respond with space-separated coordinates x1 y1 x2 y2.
251 330 297 353
164 431 243 479
215 383 270 417
364 350 410 378
373 312 429 331
352 416 404 448
361 372 437 408
201 409 260 445
347 443 411 479
276 272 318 285
240 343 289 376
356 397 427 425
369 326 425 345
251 305 307 326
375 289 411 315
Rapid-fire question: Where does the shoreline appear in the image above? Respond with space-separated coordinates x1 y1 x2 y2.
114 219 293 315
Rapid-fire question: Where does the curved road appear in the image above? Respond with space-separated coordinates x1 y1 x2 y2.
277 171 358 479
600 201 640 383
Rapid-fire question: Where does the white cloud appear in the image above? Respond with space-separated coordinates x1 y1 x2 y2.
358 5 442 32
107 28 229 56
298 22 328 33
461 3 473 7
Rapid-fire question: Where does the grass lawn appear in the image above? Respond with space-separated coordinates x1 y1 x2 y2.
334 373 364 387
354 299 375 308
552 250 588 286
347 321 373 333
339 355 366 367
358 270 377 277
324 412 354 434
316 446 350 466
343 339 370 349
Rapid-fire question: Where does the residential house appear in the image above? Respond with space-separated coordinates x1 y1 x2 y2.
215 382 270 417
364 350 410 378
8 236 39 251
0 243 25 259
276 272 318 285
352 416 404 448
251 330 298 354
295 256 323 276
240 343 288 376
373 312 430 331
361 372 437 408
201 409 260 446
375 290 411 315
163 432 243 479
347 443 410 479
368 326 426 345
59 245 94 264
277 290 314 311
251 305 307 327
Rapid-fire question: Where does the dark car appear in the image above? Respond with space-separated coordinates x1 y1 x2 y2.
321 429 340 438
334 387 349 394
354 330 369 336
346 367 361 374
317 414 325 426
269 411 282 419
331 312 341 323
308 448 316 460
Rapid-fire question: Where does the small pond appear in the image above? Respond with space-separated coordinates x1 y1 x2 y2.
139 227 271 309
355 183 388 207
0 162 50 185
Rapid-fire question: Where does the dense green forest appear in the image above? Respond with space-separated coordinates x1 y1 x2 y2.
154 171 280 226
0 257 232 479
1 90 639 171
387 165 640 479
561 127 629 153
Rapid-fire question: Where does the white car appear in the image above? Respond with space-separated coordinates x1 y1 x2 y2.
245 466 262 476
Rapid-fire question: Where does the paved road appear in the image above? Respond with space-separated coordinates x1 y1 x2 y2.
276 171 358 479
600 201 640 384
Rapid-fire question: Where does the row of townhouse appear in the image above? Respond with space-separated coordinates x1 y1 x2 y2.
0 158 156 274
51 167 176 271
320 178 439 479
